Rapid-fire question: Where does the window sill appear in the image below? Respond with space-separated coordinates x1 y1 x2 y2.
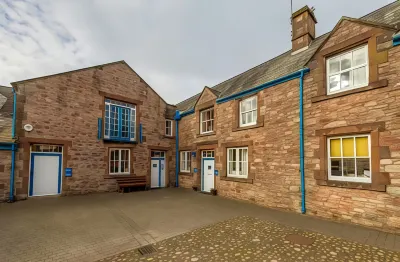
104 138 137 144
179 172 192 176
316 179 385 192
163 135 175 139
220 176 253 184
103 174 134 179
311 79 388 103
197 131 216 137
232 118 264 132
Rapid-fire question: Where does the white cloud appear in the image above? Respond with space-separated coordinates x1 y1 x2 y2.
0 0 393 104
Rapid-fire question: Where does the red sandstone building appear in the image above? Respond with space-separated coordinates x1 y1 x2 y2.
1 2 400 232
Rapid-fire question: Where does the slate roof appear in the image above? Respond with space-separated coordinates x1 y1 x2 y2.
175 1 400 113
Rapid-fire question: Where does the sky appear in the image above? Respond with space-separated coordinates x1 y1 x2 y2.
0 0 394 104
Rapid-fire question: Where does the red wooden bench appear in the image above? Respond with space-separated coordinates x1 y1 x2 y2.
114 176 148 193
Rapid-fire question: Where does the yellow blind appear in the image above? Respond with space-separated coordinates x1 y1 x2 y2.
356 137 369 157
330 139 341 157
342 138 354 157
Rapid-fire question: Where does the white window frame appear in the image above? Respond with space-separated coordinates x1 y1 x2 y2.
109 149 131 175
165 119 173 136
180 151 191 173
200 108 214 134
327 45 369 95
227 147 248 178
239 96 257 127
327 135 371 183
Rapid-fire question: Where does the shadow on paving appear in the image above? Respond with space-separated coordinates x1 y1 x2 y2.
98 216 400 262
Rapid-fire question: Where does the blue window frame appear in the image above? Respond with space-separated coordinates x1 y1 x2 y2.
104 99 136 141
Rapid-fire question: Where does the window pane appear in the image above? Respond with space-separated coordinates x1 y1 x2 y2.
330 139 341 157
341 53 352 70
356 159 370 178
252 111 257 123
353 66 367 87
353 48 366 66
330 158 342 176
202 122 206 133
329 74 340 92
251 97 257 109
246 112 252 124
329 57 340 74
343 158 356 177
241 113 246 125
228 162 234 174
342 138 354 157
242 149 248 161
356 137 369 157
229 149 234 161
340 71 350 89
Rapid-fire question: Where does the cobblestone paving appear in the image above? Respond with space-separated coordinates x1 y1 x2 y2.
98 216 400 262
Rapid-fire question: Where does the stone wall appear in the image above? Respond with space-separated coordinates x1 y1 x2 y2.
11 62 175 199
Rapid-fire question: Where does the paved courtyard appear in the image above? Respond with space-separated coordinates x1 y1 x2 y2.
0 188 399 262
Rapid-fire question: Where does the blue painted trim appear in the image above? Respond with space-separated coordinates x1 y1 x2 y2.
216 68 310 104
97 118 102 140
12 88 16 139
139 124 143 143
151 157 164 160
299 70 306 214
158 159 162 187
174 111 180 187
103 138 137 144
0 145 13 150
29 153 62 197
179 108 194 118
393 34 400 47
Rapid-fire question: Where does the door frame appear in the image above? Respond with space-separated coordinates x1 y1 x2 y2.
201 154 215 192
150 157 165 188
29 152 63 197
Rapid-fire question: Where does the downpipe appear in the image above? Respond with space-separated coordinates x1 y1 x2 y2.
174 111 181 187
299 70 306 214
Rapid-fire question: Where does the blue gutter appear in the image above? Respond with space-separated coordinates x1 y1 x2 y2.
179 108 194 118
217 69 310 104
174 111 181 187
394 34 400 47
299 70 306 214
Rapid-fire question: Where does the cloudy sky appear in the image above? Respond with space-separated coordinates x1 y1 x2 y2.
0 0 393 104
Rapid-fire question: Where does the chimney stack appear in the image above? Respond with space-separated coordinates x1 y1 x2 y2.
291 5 317 54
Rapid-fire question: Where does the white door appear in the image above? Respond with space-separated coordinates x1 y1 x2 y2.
151 159 160 188
160 159 165 187
202 159 215 192
30 154 61 196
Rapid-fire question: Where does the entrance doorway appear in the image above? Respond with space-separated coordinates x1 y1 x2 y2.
201 150 215 193
150 151 166 188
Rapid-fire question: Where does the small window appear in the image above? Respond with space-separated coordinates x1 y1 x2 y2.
200 108 214 134
227 147 248 178
109 149 130 175
240 96 257 127
202 150 215 158
328 135 371 183
31 144 62 153
180 151 191 172
327 45 368 94
104 99 136 141
165 120 173 136
151 151 165 158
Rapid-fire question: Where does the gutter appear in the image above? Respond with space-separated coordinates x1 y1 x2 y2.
173 111 181 187
216 69 310 104
394 34 400 47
